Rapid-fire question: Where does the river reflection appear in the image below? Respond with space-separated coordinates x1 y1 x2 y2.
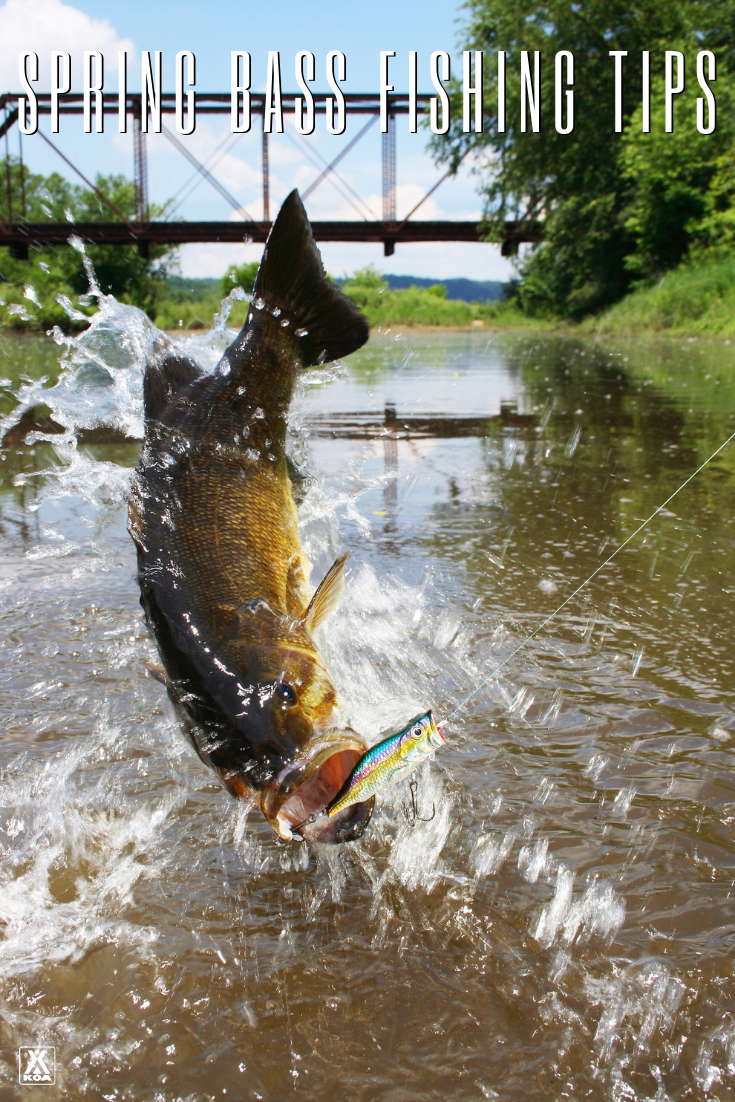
1 322 734 1100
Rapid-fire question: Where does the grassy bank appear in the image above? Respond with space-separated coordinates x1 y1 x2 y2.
135 267 544 333
145 258 735 339
338 267 541 329
0 263 547 335
588 256 735 339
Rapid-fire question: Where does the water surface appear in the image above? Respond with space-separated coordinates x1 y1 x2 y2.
1 312 734 1100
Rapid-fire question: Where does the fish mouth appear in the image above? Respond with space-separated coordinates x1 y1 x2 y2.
261 731 374 844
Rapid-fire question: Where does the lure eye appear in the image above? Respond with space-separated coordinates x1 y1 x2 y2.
275 681 298 707
410 724 423 740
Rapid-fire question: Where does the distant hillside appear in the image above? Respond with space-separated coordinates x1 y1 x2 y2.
164 273 506 305
334 274 506 302
382 275 505 302
164 275 220 301
153 269 522 331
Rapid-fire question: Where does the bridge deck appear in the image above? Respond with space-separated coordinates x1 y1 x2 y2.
0 220 538 248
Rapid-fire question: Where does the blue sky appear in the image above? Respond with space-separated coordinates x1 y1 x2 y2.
0 0 515 282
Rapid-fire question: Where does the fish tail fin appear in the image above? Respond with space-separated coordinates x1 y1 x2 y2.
237 190 369 368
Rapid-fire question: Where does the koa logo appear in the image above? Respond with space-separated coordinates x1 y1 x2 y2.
18 1046 56 1085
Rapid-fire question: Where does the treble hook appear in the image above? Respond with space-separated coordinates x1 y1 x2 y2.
403 778 435 827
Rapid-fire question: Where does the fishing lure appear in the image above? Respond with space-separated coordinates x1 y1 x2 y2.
327 711 445 817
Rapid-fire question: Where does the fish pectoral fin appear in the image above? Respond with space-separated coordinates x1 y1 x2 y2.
301 552 349 634
214 601 279 638
212 604 242 638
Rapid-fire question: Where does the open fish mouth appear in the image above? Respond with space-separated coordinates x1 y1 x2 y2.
261 731 374 844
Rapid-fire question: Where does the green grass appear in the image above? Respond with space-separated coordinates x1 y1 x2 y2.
347 284 509 327
153 293 251 332
338 267 545 330
152 268 544 333
589 256 735 338
0 264 548 335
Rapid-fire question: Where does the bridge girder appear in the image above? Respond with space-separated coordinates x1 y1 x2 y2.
0 92 541 256
0 219 540 250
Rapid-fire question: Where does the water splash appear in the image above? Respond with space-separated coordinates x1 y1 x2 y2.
2 306 733 1098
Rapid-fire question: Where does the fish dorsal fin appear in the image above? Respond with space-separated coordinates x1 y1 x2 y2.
301 552 349 634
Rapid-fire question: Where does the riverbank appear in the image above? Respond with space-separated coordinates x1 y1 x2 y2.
6 254 735 340
144 266 552 333
584 256 735 340
122 252 735 341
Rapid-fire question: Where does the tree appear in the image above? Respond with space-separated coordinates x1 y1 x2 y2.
221 261 259 298
621 68 735 279
0 159 175 329
433 0 733 317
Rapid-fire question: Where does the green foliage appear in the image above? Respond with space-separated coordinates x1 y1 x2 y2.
340 265 389 313
339 265 534 327
152 293 251 332
221 261 259 297
426 283 448 298
0 159 175 331
149 265 540 334
151 292 222 332
508 193 633 318
620 67 735 280
434 0 735 318
152 276 223 331
590 254 735 336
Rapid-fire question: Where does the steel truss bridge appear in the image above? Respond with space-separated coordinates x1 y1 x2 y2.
0 92 539 259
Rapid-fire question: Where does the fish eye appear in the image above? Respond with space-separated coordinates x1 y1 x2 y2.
410 724 423 739
275 681 298 707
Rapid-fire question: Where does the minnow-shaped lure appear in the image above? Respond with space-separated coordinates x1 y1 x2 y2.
327 711 445 817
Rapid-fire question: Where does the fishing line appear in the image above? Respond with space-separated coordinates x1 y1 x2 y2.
439 427 735 726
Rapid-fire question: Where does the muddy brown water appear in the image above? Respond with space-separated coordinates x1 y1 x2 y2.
1 315 735 1100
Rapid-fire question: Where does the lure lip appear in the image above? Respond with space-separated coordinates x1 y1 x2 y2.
260 728 374 843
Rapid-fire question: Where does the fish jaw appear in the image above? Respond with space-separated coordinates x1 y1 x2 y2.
260 731 375 844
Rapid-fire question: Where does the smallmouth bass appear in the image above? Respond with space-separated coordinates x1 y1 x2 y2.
129 190 374 843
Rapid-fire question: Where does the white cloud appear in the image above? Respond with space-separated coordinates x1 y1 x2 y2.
176 241 264 279
0 0 133 90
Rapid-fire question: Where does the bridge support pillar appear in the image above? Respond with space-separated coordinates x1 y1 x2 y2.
133 107 148 222
382 108 396 256
262 131 270 222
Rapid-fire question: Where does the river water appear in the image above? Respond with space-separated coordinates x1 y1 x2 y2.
1 301 734 1100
